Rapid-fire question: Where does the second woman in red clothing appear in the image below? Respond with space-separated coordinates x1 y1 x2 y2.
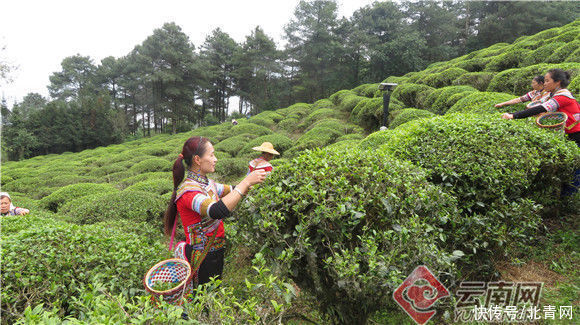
164 136 267 286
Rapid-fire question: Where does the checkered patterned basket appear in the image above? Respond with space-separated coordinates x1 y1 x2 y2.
143 258 194 305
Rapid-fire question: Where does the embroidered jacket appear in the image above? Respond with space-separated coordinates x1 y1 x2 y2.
175 171 232 251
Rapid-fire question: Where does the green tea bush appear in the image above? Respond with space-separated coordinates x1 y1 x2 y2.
422 86 478 114
447 91 525 114
550 30 579 43
129 157 171 174
526 27 561 43
275 103 312 118
8 195 42 213
247 116 276 128
64 190 166 224
565 47 580 63
452 72 495 91
358 130 392 150
240 134 294 157
124 179 173 195
382 75 409 84
569 76 580 95
392 83 435 108
335 133 364 142
469 43 510 59
306 118 363 135
40 183 118 212
15 254 296 325
521 42 566 66
138 145 174 157
301 108 341 127
485 49 531 72
389 108 436 129
286 127 343 155
276 117 300 133
453 57 492 72
329 89 355 106
1 215 167 324
213 158 249 182
417 68 468 88
337 94 367 113
312 98 335 109
380 114 579 212
86 161 132 177
236 147 458 323
115 172 170 189
214 133 259 157
350 97 382 131
323 139 361 151
215 151 232 159
352 83 380 98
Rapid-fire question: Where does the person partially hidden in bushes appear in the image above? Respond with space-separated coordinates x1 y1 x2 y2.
164 136 266 288
495 75 549 109
502 69 580 194
247 141 280 175
0 192 30 216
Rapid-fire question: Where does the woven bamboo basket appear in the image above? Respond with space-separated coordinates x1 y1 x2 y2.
535 112 567 130
144 258 194 305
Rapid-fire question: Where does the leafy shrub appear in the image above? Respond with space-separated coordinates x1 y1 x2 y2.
306 118 363 135
215 151 232 159
247 116 276 128
422 86 478 114
521 42 566 66
214 133 259 157
115 172 170 189
14 253 296 325
335 133 364 142
358 130 392 150
275 103 312 118
417 67 468 88
138 145 174 157
337 94 366 113
213 158 249 182
485 49 531 72
329 89 355 106
240 134 294 157
323 139 361 151
236 147 458 323
86 161 132 177
565 47 580 63
228 123 273 138
129 157 171 174
352 83 380 98
286 127 343 155
124 179 173 195
380 113 579 212
447 91 525 114
550 30 579 43
569 76 579 95
277 117 300 133
301 108 342 127
1 215 167 324
40 183 118 212
253 111 284 123
389 108 436 129
453 57 492 72
452 72 495 91
392 83 435 108
63 191 166 224
350 98 382 131
312 98 335 109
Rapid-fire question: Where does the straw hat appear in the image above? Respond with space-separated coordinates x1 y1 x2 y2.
252 142 280 155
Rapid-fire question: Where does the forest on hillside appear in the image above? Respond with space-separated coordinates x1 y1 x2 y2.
1 0 579 161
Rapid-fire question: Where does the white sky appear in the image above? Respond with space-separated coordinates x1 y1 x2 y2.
0 0 375 108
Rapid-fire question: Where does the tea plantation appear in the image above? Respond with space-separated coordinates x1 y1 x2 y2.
2 21 579 324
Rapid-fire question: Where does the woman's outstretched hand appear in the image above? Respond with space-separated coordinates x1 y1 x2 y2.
501 113 513 120
244 170 267 187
